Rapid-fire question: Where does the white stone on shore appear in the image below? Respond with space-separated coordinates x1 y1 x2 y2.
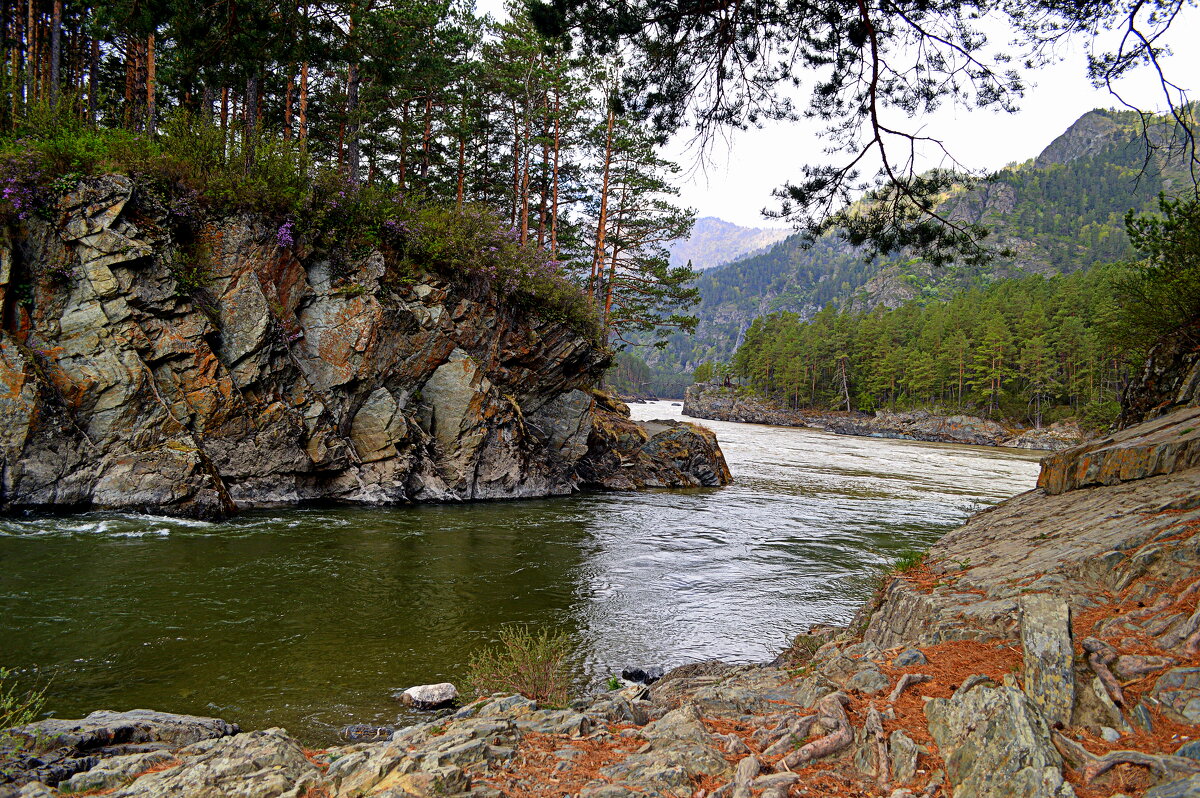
398 683 459 710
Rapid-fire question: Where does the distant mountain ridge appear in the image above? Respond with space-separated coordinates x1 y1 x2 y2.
667 217 791 271
642 107 1194 390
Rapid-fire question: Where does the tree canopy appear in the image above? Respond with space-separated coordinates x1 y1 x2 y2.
529 0 1200 260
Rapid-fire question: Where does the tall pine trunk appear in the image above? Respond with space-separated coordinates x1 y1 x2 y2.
299 62 308 146
284 69 294 139
146 33 156 131
421 96 433 178
590 106 615 300
456 99 466 207
243 73 258 173
220 86 229 159
48 0 60 108
345 61 360 182
550 89 561 259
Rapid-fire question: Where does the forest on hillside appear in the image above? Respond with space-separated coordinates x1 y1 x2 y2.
0 0 698 346
729 265 1153 428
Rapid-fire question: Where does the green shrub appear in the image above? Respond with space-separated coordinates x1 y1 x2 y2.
1 666 46 739
465 626 575 707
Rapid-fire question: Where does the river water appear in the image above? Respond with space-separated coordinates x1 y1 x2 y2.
0 402 1041 742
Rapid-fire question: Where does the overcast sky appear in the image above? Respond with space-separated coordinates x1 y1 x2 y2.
476 1 1200 228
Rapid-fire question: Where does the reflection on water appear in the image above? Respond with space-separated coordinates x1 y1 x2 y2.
0 402 1040 741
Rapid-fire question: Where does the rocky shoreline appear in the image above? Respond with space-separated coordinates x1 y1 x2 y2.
4 400 1199 798
683 384 1084 451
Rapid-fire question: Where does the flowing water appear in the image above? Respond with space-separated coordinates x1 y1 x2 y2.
0 402 1041 742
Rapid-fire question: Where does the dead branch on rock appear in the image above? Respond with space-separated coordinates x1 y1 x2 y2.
774 693 853 772
888 673 931 704
1053 731 1200 783
730 755 761 798
865 703 889 792
1081 638 1124 707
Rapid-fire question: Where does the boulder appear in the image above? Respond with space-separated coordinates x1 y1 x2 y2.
889 730 920 785
1113 654 1176 681
104 728 322 797
1151 668 1200 725
397 683 459 710
8 709 237 759
925 681 1075 798
1145 775 1200 798
1019 594 1075 729
893 648 927 668
592 704 730 797
1038 405 1200 495
1176 740 1200 761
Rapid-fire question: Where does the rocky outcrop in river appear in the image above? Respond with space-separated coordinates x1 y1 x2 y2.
5 386 1198 798
0 176 729 517
683 383 1085 450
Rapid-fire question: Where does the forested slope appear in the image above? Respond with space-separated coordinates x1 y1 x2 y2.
641 108 1189 393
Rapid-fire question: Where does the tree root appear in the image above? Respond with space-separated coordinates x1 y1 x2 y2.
888 673 931 704
761 715 819 759
775 693 853 772
730 755 761 798
1053 731 1200 783
1081 637 1124 707
865 702 889 792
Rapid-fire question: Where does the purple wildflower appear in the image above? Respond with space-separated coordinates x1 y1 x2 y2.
276 221 295 249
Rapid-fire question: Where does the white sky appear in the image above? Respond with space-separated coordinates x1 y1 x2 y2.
475 0 1200 227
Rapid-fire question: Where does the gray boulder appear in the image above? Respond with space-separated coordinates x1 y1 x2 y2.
11 709 238 753
925 681 1075 798
1152 668 1200 725
104 728 322 798
1019 594 1075 729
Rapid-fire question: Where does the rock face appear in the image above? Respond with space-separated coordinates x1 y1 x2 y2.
683 383 1084 450
577 391 732 490
1118 319 1200 428
0 176 729 517
1 710 239 792
1038 404 1200 495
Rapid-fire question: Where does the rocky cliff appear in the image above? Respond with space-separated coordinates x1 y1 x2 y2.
683 383 1084 450
0 176 729 518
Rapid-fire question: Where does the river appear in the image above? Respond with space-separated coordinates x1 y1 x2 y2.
0 401 1041 741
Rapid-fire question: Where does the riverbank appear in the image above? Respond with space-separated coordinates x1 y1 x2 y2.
4 403 1198 797
683 383 1085 451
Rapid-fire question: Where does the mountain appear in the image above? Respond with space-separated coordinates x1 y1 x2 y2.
667 216 791 271
643 107 1192 390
